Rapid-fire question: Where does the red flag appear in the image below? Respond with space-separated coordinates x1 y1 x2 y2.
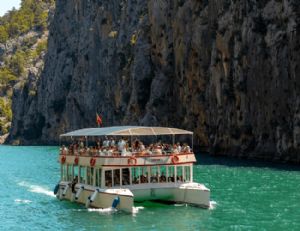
96 113 102 126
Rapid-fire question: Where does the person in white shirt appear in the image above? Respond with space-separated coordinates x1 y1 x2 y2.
103 136 110 148
110 137 116 147
118 138 126 152
177 143 182 153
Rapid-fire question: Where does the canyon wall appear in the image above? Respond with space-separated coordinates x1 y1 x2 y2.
8 0 300 162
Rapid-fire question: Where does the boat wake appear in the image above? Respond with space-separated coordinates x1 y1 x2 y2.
17 181 55 198
14 199 32 204
88 207 118 214
87 206 144 215
132 206 144 215
209 200 217 210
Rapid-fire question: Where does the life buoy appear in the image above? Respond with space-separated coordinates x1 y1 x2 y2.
74 156 79 165
171 155 179 164
127 157 137 165
61 155 66 164
90 158 96 167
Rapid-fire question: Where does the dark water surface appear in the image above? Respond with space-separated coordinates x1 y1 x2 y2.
0 146 299 230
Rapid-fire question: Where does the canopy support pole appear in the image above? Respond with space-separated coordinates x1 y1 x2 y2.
192 134 194 151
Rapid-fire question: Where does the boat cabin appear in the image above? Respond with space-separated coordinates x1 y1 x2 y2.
59 126 196 188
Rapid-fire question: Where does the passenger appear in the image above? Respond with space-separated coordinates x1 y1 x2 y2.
133 177 139 184
96 139 101 149
160 172 166 182
183 143 191 153
132 139 139 152
144 147 152 155
153 144 162 155
71 176 78 193
138 141 146 152
61 145 68 155
103 136 110 148
110 137 116 147
118 137 126 152
172 144 179 154
79 139 84 149
177 143 182 153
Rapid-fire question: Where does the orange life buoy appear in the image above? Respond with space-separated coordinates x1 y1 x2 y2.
90 157 96 167
61 155 66 164
171 155 179 164
127 157 137 165
74 156 79 165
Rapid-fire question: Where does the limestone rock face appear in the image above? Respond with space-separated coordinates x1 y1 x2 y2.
8 0 300 161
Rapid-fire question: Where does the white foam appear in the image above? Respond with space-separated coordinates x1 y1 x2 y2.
174 203 187 207
209 200 217 210
18 181 56 198
88 207 118 214
14 199 32 204
132 206 144 215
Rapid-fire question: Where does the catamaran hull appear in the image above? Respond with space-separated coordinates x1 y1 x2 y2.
129 183 210 208
57 183 134 213
56 182 210 211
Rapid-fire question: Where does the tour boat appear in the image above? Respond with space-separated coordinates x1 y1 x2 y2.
54 126 210 212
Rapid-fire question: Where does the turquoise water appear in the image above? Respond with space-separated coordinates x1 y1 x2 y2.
0 146 300 230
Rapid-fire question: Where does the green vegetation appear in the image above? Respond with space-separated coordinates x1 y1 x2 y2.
0 67 17 84
0 0 55 135
0 98 12 134
0 0 55 43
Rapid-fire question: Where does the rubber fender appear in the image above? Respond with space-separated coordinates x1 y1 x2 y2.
53 184 59 195
112 196 120 208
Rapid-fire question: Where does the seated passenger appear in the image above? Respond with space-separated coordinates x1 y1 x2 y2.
160 172 166 182
144 147 152 155
103 136 110 148
176 143 182 153
172 144 179 154
118 137 126 152
153 145 162 155
110 137 116 147
138 141 146 152
183 143 191 153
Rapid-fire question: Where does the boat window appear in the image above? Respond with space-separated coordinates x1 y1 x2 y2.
95 168 101 187
185 166 190 182
67 165 73 181
176 166 183 182
167 166 175 182
132 167 140 184
61 164 67 181
87 167 94 185
150 166 159 183
113 169 120 186
79 166 86 184
105 170 112 187
140 167 148 183
122 168 130 185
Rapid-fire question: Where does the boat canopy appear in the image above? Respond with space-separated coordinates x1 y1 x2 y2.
60 126 193 137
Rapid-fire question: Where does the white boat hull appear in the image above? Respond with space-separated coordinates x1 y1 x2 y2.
56 181 210 212
57 182 134 213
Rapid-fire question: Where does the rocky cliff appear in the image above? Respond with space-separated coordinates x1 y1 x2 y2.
8 0 300 162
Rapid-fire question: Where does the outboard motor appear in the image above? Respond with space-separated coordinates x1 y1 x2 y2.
75 185 84 200
89 189 100 203
111 196 120 209
62 184 69 197
85 189 100 208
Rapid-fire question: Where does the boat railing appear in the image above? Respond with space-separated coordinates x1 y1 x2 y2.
59 148 193 157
